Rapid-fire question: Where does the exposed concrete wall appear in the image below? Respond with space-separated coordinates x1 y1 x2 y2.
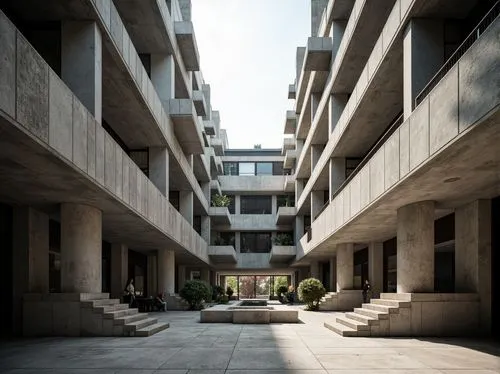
111 243 128 299
329 94 348 134
158 249 175 295
368 242 383 298
61 21 102 123
296 47 306 85
329 157 345 198
61 204 102 293
178 0 192 21
455 199 491 334
311 0 328 37
219 176 286 193
149 147 169 198
336 243 353 291
397 201 434 293
331 20 347 62
151 54 175 103
179 191 193 225
147 252 158 297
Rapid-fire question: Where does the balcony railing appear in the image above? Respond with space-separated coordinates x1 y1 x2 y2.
415 1 500 106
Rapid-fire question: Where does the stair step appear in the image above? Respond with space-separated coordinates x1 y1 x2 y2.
324 321 369 337
123 317 157 332
346 312 379 325
354 308 389 320
135 322 170 337
372 299 411 308
82 299 120 308
114 313 147 325
103 308 139 319
95 303 130 314
362 303 399 313
336 316 370 331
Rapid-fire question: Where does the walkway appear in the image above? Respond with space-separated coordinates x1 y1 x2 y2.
0 309 499 373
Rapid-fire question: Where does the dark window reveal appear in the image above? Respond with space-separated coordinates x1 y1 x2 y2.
241 196 272 214
240 232 272 253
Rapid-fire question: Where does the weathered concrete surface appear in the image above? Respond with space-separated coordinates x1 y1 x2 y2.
110 243 128 299
336 243 353 291
158 248 175 295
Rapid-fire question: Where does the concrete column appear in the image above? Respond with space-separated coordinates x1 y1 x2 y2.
397 201 435 293
201 268 210 284
272 195 278 214
201 216 210 243
296 47 306 83
235 232 241 252
178 265 186 292
61 203 102 293
151 53 175 103
147 252 158 297
295 216 304 245
329 257 336 292
202 84 211 120
455 200 492 333
296 139 304 159
61 21 102 123
185 154 194 170
329 158 346 199
311 0 328 37
368 242 383 298
158 249 175 295
110 243 128 299
295 179 304 202
329 94 348 134
311 145 323 170
149 147 169 198
179 0 192 21
235 195 241 215
336 243 353 291
311 93 322 122
332 20 347 61
403 19 444 119
311 191 324 220
179 191 193 225
310 261 320 279
201 182 210 203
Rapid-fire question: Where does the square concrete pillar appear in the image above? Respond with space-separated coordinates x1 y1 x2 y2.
235 195 241 215
311 93 322 123
332 20 347 61
158 249 175 295
294 216 304 245
336 243 353 291
201 216 210 243
201 182 210 203
397 201 435 293
329 158 345 199
311 0 328 37
61 21 102 123
403 19 444 119
272 195 278 214
368 242 383 298
179 191 193 225
61 203 102 293
296 47 306 84
202 84 211 120
296 139 304 159
147 252 158 297
329 257 336 292
234 232 241 252
149 147 169 198
455 199 491 333
151 54 175 103
311 190 324 220
111 243 128 299
295 179 304 202
311 145 323 171
177 265 186 292
329 94 348 134
310 261 320 279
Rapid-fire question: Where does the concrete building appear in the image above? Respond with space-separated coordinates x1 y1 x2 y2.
0 0 227 337
280 0 500 337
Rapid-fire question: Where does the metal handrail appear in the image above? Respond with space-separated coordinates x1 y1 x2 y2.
415 1 500 106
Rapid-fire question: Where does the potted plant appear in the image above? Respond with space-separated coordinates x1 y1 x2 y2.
211 194 231 208
273 233 294 246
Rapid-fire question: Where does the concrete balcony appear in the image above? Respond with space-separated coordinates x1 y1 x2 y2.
168 99 204 154
284 111 297 134
304 37 333 71
209 207 232 225
226 215 286 231
276 207 297 225
204 120 216 135
209 149 223 175
283 175 295 192
209 246 237 264
282 137 296 155
288 84 296 99
174 21 200 71
210 137 225 156
210 179 222 196
284 149 297 169
219 176 286 194
269 246 297 263
192 90 207 117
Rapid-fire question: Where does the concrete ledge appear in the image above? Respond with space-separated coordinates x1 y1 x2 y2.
270 310 299 323
209 207 232 225
288 84 296 99
304 37 333 71
381 293 480 302
284 149 297 169
23 293 110 302
204 120 216 135
208 245 237 263
269 245 296 263
200 310 233 323
200 301 299 324
284 110 297 134
232 310 270 324
174 21 200 71
192 90 207 116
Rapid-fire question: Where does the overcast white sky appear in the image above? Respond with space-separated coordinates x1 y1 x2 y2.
191 0 310 149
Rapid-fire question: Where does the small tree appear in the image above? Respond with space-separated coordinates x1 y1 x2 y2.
211 194 232 208
226 286 234 299
298 278 326 311
179 280 212 310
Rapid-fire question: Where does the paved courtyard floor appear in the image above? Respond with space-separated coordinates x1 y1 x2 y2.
0 309 499 373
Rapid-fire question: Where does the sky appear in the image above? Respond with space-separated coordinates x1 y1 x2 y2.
191 0 310 149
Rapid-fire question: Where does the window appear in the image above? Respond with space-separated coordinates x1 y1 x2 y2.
223 162 238 176
227 195 235 214
277 195 295 210
212 232 235 246
256 162 272 175
239 162 255 176
240 232 272 253
241 196 272 214
273 162 284 175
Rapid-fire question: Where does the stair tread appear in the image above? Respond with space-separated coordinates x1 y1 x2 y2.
114 313 147 324
346 312 377 320
124 317 157 327
324 321 367 337
103 308 138 318
354 308 389 319
337 316 370 331
136 322 169 333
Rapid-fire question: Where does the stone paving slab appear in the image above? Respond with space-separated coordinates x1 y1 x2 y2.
0 310 499 373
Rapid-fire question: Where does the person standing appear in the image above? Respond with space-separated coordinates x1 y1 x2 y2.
362 279 371 303
124 278 135 307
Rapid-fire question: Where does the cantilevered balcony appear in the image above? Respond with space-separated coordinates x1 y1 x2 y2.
209 207 232 225
208 148 223 175
304 37 333 71
288 84 296 99
210 137 224 156
210 179 222 196
276 207 296 225
204 120 215 135
174 21 200 71
284 149 297 169
209 246 237 263
168 99 204 154
192 90 207 117
283 174 295 192
269 246 296 263
284 111 297 134
282 136 295 155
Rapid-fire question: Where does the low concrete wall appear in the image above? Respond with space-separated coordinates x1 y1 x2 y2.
200 301 299 324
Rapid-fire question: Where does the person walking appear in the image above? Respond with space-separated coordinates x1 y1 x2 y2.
124 278 135 307
362 279 371 303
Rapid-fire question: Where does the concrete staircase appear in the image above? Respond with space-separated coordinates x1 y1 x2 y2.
81 294 169 337
319 292 337 311
324 297 410 337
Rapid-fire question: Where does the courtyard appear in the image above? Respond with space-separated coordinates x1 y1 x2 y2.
0 309 499 373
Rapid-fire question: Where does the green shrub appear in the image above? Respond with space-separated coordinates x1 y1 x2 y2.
211 194 232 207
212 285 225 302
226 286 234 298
180 280 212 310
272 233 294 246
274 276 288 296
298 278 326 311
276 285 288 296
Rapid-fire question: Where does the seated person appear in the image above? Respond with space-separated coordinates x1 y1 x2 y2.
155 293 167 312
